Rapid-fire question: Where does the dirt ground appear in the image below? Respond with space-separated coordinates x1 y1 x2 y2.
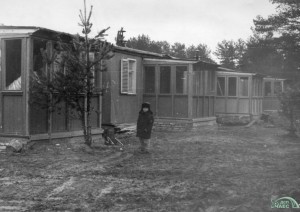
0 124 300 212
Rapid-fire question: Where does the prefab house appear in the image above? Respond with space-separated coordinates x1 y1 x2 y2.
263 77 285 111
215 68 264 119
102 48 219 130
0 25 219 139
101 46 172 126
0 26 102 140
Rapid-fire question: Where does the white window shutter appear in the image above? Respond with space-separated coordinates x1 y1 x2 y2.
121 59 129 93
132 61 137 94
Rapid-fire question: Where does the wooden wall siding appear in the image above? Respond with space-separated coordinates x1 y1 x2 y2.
157 96 173 117
263 97 280 111
3 95 23 134
52 101 67 132
174 96 188 118
104 52 143 124
226 98 238 114
191 96 215 118
215 97 226 113
238 99 250 114
209 98 215 116
90 96 99 127
30 103 48 134
101 68 111 124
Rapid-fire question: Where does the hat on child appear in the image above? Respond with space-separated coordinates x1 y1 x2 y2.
141 102 151 109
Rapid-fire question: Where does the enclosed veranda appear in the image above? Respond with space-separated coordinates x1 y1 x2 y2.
0 26 102 140
263 77 285 111
142 58 219 130
215 69 264 119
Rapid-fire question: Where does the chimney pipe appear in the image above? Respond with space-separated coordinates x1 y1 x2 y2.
195 50 200 61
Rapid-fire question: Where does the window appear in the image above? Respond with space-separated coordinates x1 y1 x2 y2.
160 66 171 93
264 81 272 96
144 66 155 93
89 52 95 86
217 77 225 96
33 39 47 76
274 81 282 94
240 77 249 96
121 59 136 94
193 71 200 95
5 39 22 90
228 77 237 96
210 71 215 92
176 66 188 94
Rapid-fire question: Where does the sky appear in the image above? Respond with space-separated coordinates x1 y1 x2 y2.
0 0 277 53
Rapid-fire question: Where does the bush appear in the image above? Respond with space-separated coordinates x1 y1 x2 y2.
277 82 300 136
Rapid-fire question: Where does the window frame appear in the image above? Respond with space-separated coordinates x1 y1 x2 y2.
120 58 137 95
4 39 23 91
228 77 237 97
175 66 188 94
144 65 156 94
217 76 225 96
264 81 272 97
239 76 249 97
159 66 171 94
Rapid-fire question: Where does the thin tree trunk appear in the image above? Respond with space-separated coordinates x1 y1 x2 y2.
48 93 52 142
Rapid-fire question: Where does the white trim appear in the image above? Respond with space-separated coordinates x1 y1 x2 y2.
144 58 197 64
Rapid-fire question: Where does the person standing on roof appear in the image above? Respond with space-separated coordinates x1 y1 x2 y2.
136 102 154 153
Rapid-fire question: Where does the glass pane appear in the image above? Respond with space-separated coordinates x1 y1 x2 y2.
144 66 155 93
210 71 215 91
160 66 171 93
240 77 249 96
200 71 204 95
193 71 200 95
176 66 188 94
228 77 237 96
128 60 136 94
217 77 225 96
5 39 22 90
33 39 47 76
274 81 282 94
128 72 133 93
264 81 272 96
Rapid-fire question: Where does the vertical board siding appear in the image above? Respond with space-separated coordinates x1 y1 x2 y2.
158 96 172 117
174 96 188 118
106 53 142 124
3 95 23 134
30 102 48 134
238 99 249 113
52 101 67 132
226 98 238 113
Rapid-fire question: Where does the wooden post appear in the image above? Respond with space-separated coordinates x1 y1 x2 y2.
187 64 193 118
155 65 159 116
25 37 32 136
46 41 53 141
171 66 175 117
249 76 253 119
0 39 2 133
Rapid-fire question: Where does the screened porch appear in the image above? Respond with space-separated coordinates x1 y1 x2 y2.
142 58 218 124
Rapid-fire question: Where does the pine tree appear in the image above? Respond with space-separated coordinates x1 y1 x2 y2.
253 0 300 79
30 0 114 146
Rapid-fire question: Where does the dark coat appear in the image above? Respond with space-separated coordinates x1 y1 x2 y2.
136 111 154 139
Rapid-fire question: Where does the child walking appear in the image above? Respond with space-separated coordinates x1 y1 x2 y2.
136 102 154 153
